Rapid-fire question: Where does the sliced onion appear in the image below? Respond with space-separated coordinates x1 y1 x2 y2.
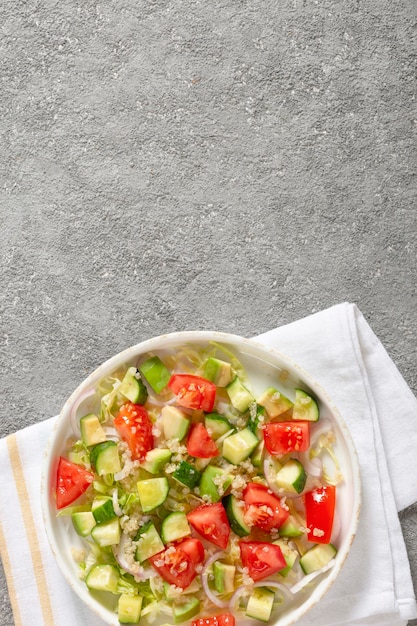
290 559 335 594
215 429 235 447
103 426 120 442
229 584 250 610
112 489 123 517
309 419 334 446
298 451 323 478
253 580 294 600
69 388 96 435
200 550 229 609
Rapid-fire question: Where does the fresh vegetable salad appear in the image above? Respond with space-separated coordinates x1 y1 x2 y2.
56 343 342 625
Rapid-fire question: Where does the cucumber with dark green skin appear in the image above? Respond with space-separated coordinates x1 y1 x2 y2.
204 413 235 440
90 440 121 475
172 460 201 488
223 494 250 537
139 356 171 393
119 367 148 404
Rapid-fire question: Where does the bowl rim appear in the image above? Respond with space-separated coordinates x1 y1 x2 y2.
41 330 361 626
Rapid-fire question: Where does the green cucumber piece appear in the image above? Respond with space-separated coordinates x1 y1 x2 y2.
85 564 119 593
204 357 233 387
273 539 298 577
172 461 202 489
161 406 190 441
293 388 320 422
251 440 265 468
72 511 96 537
119 367 148 404
199 465 232 502
275 458 307 494
213 561 235 594
139 356 171 393
204 413 235 440
118 593 143 624
90 440 121 476
172 597 200 623
80 413 107 447
226 377 255 412
140 448 172 474
300 543 337 574
137 477 169 512
92 496 116 523
223 494 250 537
135 521 164 562
161 511 191 543
256 386 294 418
278 515 305 538
222 427 259 465
91 517 121 547
245 587 275 622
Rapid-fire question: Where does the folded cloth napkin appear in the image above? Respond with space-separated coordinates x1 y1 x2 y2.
1 302 416 626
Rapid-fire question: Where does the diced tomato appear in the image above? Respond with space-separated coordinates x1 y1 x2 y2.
168 374 216 412
149 537 204 588
243 482 289 532
263 421 310 456
114 402 153 461
239 541 286 582
187 503 231 549
187 423 219 458
304 484 336 544
55 457 94 510
192 614 235 626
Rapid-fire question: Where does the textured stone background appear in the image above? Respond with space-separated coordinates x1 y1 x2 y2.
1 0 416 624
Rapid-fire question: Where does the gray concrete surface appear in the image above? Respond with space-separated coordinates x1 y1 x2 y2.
1 0 416 624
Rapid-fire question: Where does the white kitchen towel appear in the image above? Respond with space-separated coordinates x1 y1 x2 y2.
0 302 416 626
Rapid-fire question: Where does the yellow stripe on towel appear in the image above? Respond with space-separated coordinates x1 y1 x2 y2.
6 434 55 626
0 518 23 626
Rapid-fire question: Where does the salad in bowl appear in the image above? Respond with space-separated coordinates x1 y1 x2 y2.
42 332 360 626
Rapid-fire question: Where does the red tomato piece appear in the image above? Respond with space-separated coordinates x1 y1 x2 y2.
55 457 94 510
304 485 336 544
263 421 310 456
192 614 235 626
168 374 216 412
243 482 289 532
114 402 153 461
187 503 231 549
187 423 219 458
239 541 286 582
149 538 204 588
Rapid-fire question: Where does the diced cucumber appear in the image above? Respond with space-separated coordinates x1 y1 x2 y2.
300 543 337 574
119 367 148 404
278 514 305 538
273 539 298 577
251 440 265 468
140 448 172 474
222 427 259 465
199 466 232 502
135 521 164 562
223 494 250 537
139 356 171 393
90 440 121 476
92 496 116 523
256 387 294 418
91 517 121 547
213 561 235 594
275 458 307 494
118 593 143 624
293 388 320 422
172 461 202 489
137 477 169 512
161 406 190 441
245 586 275 622
226 377 255 412
247 404 266 435
204 413 235 440
204 357 233 387
72 511 96 537
172 597 200 623
85 564 119 593
80 413 107 447
161 511 191 543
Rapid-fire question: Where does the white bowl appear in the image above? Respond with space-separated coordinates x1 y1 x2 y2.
42 331 361 626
